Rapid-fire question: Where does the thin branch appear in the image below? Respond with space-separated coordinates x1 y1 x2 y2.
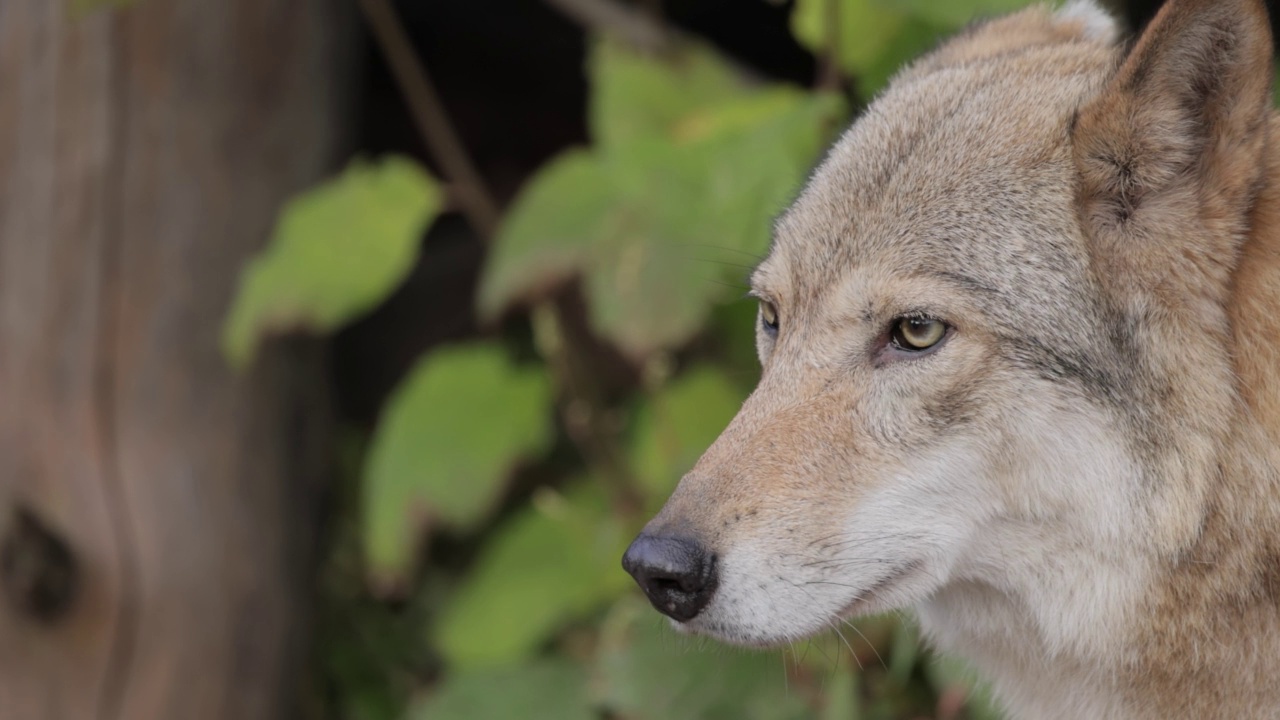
357 0 502 240
541 0 668 52
818 0 843 92
534 303 644 515
360 0 644 511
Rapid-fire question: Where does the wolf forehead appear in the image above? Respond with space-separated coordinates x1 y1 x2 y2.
759 4 1122 307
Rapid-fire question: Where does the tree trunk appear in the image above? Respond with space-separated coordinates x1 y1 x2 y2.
0 1 349 717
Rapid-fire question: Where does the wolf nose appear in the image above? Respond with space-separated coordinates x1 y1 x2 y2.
622 534 718 622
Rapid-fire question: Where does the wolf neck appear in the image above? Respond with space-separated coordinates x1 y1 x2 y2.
1103 128 1280 712
1122 109 1280 710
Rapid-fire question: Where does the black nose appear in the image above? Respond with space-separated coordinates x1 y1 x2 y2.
621 534 718 622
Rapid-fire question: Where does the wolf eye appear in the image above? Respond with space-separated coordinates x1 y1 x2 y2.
760 301 779 333
891 317 946 351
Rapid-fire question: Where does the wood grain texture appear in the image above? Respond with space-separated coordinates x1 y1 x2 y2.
0 1 349 717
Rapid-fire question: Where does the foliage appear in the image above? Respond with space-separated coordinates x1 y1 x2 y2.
407 659 595 720
628 366 746 503
222 157 441 369
432 483 633 669
360 344 553 589
791 0 1045 99
594 600 815 720
222 2 1053 719
481 40 843 360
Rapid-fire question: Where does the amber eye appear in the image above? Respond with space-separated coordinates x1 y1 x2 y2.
891 317 946 350
760 301 779 333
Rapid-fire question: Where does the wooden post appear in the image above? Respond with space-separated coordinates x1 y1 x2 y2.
0 0 349 717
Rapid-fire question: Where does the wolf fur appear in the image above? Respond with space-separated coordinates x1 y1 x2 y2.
632 0 1280 716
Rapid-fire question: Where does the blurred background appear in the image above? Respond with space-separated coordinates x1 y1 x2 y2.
2 0 1277 719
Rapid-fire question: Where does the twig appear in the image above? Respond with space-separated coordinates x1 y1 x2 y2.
357 0 502 240
818 0 843 92
362 0 644 511
533 303 644 515
541 0 668 52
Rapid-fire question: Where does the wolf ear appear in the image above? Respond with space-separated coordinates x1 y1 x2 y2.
1072 0 1273 294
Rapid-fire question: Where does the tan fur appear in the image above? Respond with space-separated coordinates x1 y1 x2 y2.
631 0 1280 716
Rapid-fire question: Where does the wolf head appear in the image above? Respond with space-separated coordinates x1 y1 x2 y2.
623 0 1273 659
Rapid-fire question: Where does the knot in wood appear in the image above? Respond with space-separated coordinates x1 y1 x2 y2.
1 506 78 623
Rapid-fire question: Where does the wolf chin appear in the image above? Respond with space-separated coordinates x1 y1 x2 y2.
621 0 1280 717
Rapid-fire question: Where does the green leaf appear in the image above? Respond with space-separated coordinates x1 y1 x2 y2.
925 654 1006 720
589 39 749 148
595 599 815 720
587 92 843 359
477 150 613 320
408 659 595 720
791 0 1041 100
573 136 721 356
222 156 440 369
708 297 766 389
854 17 947 100
629 366 746 503
361 344 552 589
433 483 633 668
885 0 1034 28
696 91 844 253
820 662 862 720
792 0 909 84
887 617 921 688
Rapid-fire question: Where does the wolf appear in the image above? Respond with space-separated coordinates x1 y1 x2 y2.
621 0 1280 717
